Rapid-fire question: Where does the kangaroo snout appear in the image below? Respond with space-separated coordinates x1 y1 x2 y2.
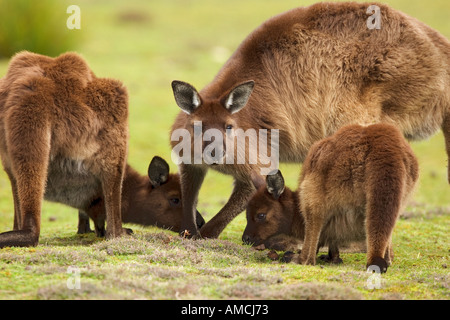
202 139 226 165
242 233 258 246
242 234 252 245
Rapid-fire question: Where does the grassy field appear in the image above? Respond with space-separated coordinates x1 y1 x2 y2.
0 0 449 300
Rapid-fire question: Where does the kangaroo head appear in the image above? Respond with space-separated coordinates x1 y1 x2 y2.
128 156 205 232
171 80 254 165
243 170 298 249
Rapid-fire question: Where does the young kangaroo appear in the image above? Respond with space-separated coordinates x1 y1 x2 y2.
243 175 305 253
0 51 131 247
245 124 419 272
76 156 205 236
243 171 366 260
170 2 450 239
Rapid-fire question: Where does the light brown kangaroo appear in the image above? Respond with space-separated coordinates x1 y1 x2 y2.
243 172 366 262
170 2 449 239
243 174 365 261
0 51 131 247
245 124 419 273
76 156 205 236
0 53 205 247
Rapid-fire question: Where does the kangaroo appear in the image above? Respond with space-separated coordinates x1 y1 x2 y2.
245 124 419 272
0 51 131 247
170 2 450 239
0 53 205 247
243 173 365 260
243 177 305 253
76 156 205 236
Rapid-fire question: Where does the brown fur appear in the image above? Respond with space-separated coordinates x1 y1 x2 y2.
76 158 205 236
170 2 450 239
244 186 305 252
0 52 205 247
244 124 419 272
0 51 129 247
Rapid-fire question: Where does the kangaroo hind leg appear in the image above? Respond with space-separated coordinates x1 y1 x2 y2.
0 102 51 248
365 164 405 273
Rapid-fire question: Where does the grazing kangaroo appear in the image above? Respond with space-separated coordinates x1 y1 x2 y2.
243 178 305 253
170 2 450 239
76 156 205 236
243 172 365 258
0 51 131 247
245 124 419 272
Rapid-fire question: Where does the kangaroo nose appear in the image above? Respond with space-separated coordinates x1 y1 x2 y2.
202 141 226 164
242 234 252 245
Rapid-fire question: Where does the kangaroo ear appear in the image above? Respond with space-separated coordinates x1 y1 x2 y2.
171 80 201 114
148 156 170 187
222 80 254 114
266 170 285 200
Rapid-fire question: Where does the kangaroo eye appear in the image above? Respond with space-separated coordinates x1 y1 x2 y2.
169 198 180 206
256 213 266 221
225 124 233 130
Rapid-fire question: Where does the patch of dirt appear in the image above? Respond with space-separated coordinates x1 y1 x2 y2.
116 9 152 25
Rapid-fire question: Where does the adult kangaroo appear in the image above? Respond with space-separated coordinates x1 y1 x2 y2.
0 52 205 247
170 2 450 239
0 51 130 247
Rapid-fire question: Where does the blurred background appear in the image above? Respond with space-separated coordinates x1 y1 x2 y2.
0 0 448 239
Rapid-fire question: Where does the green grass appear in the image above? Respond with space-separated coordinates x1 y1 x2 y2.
0 0 83 58
0 212 448 300
0 0 449 300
